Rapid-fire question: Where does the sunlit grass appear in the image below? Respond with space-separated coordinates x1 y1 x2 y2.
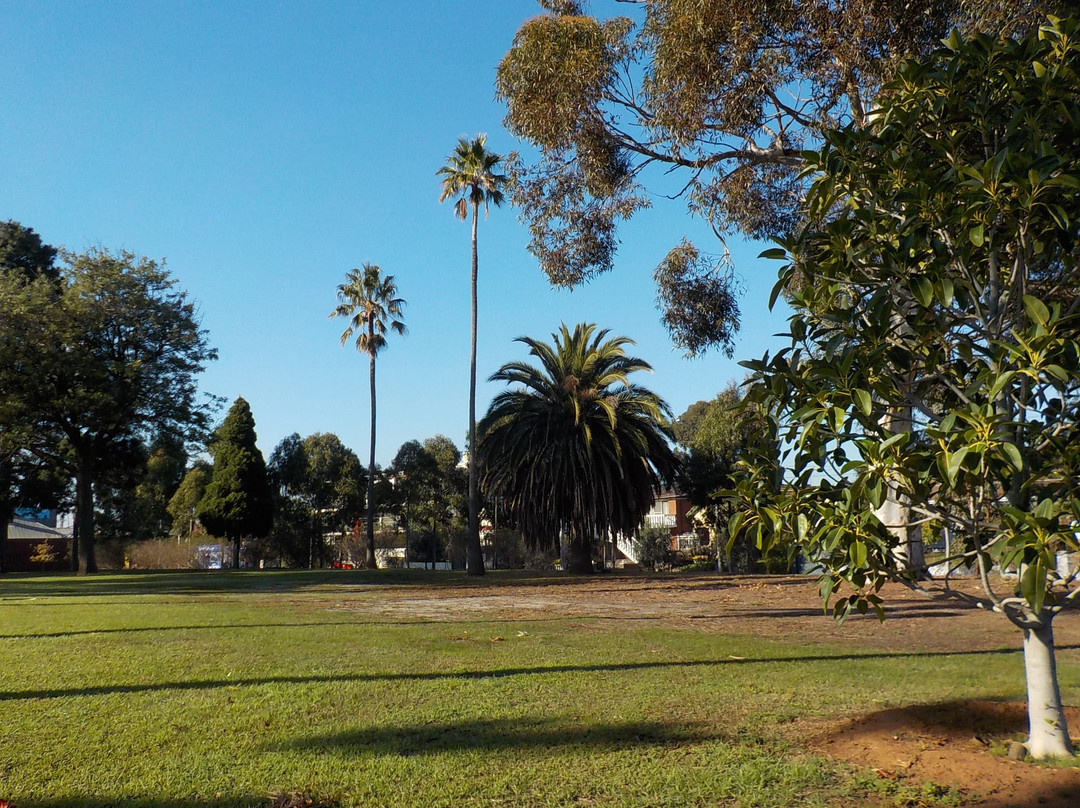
0 570 1058 807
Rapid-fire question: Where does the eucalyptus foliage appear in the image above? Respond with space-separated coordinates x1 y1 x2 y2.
477 323 678 573
732 18 1080 758
497 0 1065 355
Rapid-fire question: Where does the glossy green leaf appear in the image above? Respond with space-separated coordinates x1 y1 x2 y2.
853 388 872 416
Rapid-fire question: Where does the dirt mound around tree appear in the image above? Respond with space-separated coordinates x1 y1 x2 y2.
815 700 1080 806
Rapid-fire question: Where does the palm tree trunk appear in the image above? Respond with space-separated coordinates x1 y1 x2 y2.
366 343 378 570
466 203 485 575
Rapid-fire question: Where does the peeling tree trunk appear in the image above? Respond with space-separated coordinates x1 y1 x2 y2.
1023 617 1073 759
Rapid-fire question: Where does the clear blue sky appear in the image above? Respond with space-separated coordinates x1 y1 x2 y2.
0 1 792 466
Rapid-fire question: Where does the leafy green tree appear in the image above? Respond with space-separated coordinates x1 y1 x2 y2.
2 248 216 573
438 134 508 576
477 323 678 573
168 462 211 540
733 18 1080 759
496 1 1064 354
197 397 273 568
331 263 406 569
0 220 58 283
267 432 365 568
0 221 60 572
389 436 467 566
96 435 187 545
674 384 770 572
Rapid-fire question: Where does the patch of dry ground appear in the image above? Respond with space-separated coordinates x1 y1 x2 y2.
360 572 1080 806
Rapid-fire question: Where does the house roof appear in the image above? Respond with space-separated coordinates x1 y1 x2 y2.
7 518 71 541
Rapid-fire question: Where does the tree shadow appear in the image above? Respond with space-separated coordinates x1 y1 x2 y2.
12 797 265 808
277 716 715 757
4 645 1065 703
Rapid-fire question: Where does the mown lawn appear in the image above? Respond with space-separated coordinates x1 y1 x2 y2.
0 570 1069 807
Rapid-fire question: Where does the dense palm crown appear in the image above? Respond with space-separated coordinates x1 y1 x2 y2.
330 262 406 569
477 323 679 573
437 134 507 219
332 263 406 357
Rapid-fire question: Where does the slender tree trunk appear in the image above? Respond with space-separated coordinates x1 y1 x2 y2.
0 464 11 573
466 203 484 576
74 462 97 575
1022 617 1073 759
366 343 378 570
233 534 241 569
874 405 925 576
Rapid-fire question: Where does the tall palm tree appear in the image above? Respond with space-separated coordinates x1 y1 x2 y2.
438 133 507 576
330 263 406 569
477 323 679 573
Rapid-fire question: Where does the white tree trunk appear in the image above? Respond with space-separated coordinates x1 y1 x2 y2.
1023 619 1074 759
874 405 925 576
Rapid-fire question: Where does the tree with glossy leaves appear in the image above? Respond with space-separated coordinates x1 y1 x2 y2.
477 322 679 573
732 18 1080 759
330 263 406 569
438 133 508 576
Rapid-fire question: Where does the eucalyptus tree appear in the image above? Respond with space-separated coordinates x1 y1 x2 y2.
438 134 508 576
331 263 406 569
732 19 1080 759
496 0 1064 356
477 323 678 573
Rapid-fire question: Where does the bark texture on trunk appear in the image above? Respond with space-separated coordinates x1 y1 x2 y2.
1023 619 1074 759
466 204 484 576
75 465 97 574
563 533 594 574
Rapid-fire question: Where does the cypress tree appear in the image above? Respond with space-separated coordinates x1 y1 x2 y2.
197 397 273 568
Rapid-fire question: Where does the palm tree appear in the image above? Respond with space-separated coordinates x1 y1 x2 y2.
330 263 406 569
438 133 507 576
476 323 679 573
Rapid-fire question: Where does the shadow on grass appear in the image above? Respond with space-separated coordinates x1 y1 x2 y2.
14 799 265 808
3 645 1061 703
0 569 780 600
279 715 715 757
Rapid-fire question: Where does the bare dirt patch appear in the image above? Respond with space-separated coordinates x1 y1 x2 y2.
359 572 1080 806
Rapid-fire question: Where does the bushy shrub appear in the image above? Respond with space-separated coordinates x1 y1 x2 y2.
635 526 675 571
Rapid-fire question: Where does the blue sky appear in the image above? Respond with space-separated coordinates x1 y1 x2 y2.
0 1 792 466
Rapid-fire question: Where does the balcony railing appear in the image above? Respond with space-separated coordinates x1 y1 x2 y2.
644 513 677 528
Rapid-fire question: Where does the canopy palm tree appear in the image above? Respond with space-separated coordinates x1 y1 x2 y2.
477 323 679 573
330 263 406 569
438 133 507 576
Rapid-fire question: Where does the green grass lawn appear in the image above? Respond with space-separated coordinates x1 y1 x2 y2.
0 570 1069 808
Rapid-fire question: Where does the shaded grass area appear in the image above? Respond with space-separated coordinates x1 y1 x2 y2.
0 570 1069 807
